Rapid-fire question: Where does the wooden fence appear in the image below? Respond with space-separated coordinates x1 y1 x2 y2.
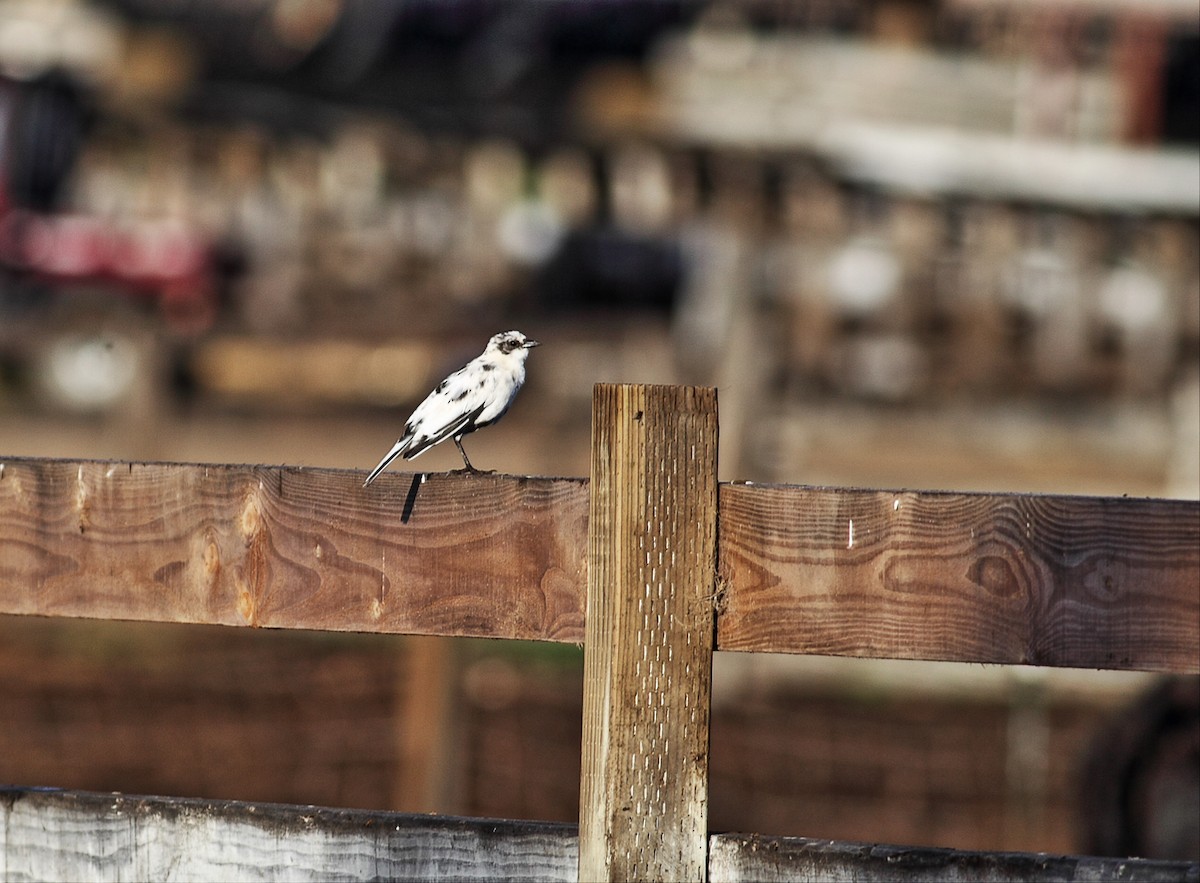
1 383 1197 881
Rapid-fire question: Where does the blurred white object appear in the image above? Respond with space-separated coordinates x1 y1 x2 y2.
826 234 902 317
36 333 140 412
0 0 123 83
1098 262 1177 393
833 334 927 401
497 200 565 266
1098 264 1171 335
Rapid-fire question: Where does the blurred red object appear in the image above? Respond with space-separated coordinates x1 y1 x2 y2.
0 209 219 332
0 71 221 333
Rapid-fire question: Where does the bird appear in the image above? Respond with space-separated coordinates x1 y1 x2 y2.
363 330 540 485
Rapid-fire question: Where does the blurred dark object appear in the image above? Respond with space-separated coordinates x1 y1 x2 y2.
1079 677 1200 862
1161 32 1200 146
108 0 696 143
0 71 89 212
533 226 682 314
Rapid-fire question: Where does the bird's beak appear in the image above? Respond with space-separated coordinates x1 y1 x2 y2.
525 340 540 348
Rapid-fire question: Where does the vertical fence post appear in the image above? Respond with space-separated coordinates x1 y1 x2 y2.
579 384 719 882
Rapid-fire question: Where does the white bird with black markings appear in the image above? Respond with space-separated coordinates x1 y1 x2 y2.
363 330 540 485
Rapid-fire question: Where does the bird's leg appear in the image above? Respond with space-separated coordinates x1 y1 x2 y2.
454 436 478 472
453 436 493 474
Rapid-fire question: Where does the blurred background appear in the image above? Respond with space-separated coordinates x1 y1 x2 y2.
1 0 1197 863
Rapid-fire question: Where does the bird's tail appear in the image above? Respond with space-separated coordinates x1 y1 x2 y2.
363 439 408 487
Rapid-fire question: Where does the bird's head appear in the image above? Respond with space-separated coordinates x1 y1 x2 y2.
489 330 540 358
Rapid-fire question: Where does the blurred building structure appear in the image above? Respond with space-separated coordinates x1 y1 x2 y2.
0 0 1197 865
0 0 1196 494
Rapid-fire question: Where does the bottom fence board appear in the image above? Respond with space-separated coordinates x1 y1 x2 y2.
708 833 1200 883
0 787 577 882
2 787 1197 882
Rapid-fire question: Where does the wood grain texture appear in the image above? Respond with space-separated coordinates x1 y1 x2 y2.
717 484 1200 673
2 456 1195 673
0 458 587 642
0 786 577 882
707 833 1200 883
579 384 718 883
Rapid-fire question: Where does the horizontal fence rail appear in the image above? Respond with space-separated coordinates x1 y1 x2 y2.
1 456 1196 672
0 458 588 642
717 483 1200 671
2 787 1195 883
0 787 578 883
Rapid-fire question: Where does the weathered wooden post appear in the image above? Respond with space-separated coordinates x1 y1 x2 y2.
579 384 719 882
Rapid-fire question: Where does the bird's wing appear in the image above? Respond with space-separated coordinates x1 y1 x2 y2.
402 401 485 460
363 397 484 485
400 364 495 453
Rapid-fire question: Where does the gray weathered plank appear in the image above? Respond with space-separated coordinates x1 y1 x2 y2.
0 787 577 883
4 788 1196 883
707 833 1200 882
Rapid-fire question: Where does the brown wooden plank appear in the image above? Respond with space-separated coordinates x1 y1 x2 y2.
717 484 1200 673
0 457 587 642
3 456 1196 673
707 832 1199 882
579 384 718 883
